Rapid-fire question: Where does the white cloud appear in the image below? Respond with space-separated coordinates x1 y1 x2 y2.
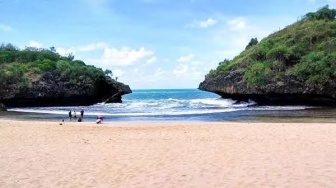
113 69 126 78
28 40 43 48
146 56 157 64
177 54 195 63
186 18 218 28
173 64 189 75
77 42 109 51
173 54 204 78
227 17 247 31
56 42 108 56
0 24 14 32
56 47 75 56
199 18 218 28
55 42 155 68
95 47 154 66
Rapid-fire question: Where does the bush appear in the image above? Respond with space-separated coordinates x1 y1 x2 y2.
0 43 108 91
244 61 271 86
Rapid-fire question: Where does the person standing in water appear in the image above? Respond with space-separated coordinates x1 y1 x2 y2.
68 110 72 120
73 111 77 119
80 109 84 118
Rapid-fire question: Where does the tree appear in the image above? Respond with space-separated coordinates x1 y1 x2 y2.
218 59 230 66
67 53 74 61
245 38 258 50
104 69 113 77
50 46 56 53
304 5 336 21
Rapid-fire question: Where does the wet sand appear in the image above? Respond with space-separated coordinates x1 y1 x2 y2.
1 119 336 187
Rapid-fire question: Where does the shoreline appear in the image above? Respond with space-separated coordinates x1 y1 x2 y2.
1 120 336 187
2 107 336 123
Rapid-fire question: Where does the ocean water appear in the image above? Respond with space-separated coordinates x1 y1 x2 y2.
4 89 336 122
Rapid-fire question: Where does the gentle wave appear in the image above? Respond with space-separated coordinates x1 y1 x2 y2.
8 108 240 116
7 89 310 118
8 104 309 117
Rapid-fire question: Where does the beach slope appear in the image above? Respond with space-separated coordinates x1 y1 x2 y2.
1 120 336 187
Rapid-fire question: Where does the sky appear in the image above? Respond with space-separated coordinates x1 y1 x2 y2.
0 0 335 89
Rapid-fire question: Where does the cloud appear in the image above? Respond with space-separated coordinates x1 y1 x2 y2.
199 18 218 28
173 64 189 75
173 54 204 78
89 46 154 67
100 47 154 66
55 42 155 69
146 56 157 64
0 24 14 32
77 42 109 51
56 42 108 56
227 17 247 31
28 40 43 48
113 69 126 78
177 54 195 63
186 18 218 28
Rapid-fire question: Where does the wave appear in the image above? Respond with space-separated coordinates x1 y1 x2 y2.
7 97 310 117
8 108 240 116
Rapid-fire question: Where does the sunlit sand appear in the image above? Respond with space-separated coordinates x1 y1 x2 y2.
1 120 336 187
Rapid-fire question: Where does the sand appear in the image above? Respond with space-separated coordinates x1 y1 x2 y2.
1 120 336 187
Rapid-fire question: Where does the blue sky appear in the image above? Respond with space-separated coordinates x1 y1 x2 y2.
1 0 335 89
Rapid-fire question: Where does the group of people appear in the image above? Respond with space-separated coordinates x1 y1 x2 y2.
68 109 104 124
68 109 84 122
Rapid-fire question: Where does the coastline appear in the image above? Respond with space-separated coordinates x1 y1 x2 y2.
1 119 336 187
1 107 336 123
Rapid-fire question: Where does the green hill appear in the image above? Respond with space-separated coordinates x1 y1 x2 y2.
0 44 131 109
199 5 336 106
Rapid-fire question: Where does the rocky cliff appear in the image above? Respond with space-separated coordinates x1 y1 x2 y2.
0 103 6 111
0 44 132 110
199 69 336 106
199 6 336 106
0 72 132 108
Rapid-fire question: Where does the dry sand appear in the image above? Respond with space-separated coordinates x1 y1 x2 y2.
1 119 336 188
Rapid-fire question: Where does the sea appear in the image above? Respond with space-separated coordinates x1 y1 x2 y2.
2 89 336 122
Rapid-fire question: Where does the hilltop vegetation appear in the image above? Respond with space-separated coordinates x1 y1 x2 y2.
0 44 107 92
206 5 336 87
0 43 131 108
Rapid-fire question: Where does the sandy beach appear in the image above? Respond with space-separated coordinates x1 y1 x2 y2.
1 120 336 187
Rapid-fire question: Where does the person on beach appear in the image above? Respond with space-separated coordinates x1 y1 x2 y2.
68 110 72 120
73 111 77 119
96 115 103 124
80 109 84 118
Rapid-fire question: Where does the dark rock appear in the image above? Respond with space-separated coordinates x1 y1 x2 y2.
199 69 336 106
0 103 6 111
0 72 132 108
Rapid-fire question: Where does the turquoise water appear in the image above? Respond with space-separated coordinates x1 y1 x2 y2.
6 89 335 122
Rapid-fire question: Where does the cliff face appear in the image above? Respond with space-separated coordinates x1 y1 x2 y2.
0 103 6 111
0 44 132 110
0 72 132 108
199 69 336 106
199 6 336 106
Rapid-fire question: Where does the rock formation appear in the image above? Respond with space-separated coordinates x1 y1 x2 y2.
199 69 336 106
199 6 336 106
0 103 6 111
0 72 131 108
